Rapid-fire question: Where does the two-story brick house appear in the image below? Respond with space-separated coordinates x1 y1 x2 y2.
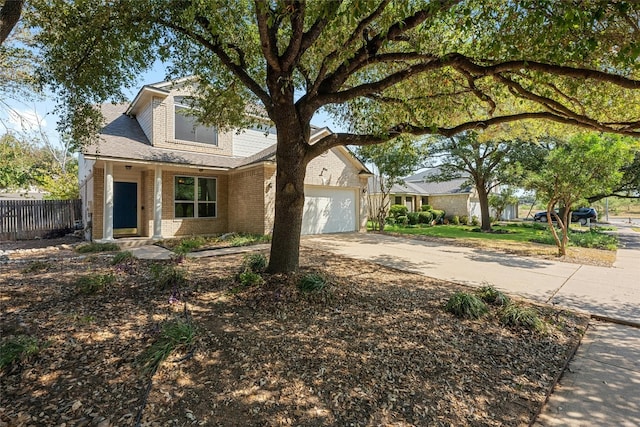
78 79 372 241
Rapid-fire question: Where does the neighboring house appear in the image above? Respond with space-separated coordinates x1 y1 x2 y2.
78 79 372 241
369 168 518 220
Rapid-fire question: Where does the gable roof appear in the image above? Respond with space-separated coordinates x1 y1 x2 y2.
368 167 472 196
83 103 371 175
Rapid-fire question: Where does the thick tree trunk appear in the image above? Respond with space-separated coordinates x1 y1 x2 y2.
267 106 310 274
476 182 492 232
0 0 24 45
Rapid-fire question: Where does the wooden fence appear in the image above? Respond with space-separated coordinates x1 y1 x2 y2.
0 199 82 241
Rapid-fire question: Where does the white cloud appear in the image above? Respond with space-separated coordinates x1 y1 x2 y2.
7 109 46 132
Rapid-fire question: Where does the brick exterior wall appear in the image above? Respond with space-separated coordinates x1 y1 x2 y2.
228 165 270 234
427 194 470 217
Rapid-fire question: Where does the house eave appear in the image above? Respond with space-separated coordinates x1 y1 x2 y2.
83 155 231 172
126 86 170 116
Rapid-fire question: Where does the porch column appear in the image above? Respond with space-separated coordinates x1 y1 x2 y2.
102 161 114 241
152 165 163 239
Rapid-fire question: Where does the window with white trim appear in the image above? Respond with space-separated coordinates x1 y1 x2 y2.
174 97 218 145
174 176 217 218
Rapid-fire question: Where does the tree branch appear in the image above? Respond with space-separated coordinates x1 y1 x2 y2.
254 0 282 72
280 0 305 70
156 17 271 109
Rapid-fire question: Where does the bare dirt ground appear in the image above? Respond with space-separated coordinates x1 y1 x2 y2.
1 242 588 427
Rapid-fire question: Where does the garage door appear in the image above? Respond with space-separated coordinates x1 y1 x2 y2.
302 187 357 235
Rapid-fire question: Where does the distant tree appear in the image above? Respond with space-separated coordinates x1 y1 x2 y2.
426 131 547 231
489 187 518 221
357 137 428 231
587 150 640 203
526 134 634 256
0 133 43 189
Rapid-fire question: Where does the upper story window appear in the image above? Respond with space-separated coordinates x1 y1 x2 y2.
174 97 218 145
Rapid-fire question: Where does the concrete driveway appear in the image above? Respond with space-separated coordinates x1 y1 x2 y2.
302 226 640 325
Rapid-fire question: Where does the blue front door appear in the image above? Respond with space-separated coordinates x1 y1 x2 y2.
114 182 137 234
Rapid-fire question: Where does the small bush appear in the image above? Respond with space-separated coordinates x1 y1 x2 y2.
407 212 420 225
476 284 510 306
471 216 480 226
140 319 196 374
418 211 433 224
298 273 328 293
227 233 271 247
389 204 409 219
0 335 43 369
174 236 206 255
150 263 187 289
239 270 264 286
385 216 396 225
242 253 268 273
111 250 135 265
500 304 544 331
421 204 433 211
459 215 469 225
445 292 488 319
76 242 120 253
396 215 408 226
450 215 460 225
22 261 51 274
430 209 445 223
75 273 115 294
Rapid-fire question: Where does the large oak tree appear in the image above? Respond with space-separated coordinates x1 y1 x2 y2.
27 0 640 273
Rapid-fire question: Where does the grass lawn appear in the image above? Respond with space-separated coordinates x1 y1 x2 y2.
376 221 619 266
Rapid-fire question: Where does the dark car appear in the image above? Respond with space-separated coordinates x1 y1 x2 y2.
570 207 597 225
533 209 560 222
533 207 597 225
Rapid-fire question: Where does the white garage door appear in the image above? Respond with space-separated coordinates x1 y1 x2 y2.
302 187 357 235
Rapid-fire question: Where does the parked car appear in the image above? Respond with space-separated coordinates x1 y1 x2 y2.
533 209 560 222
533 207 597 225
570 207 597 225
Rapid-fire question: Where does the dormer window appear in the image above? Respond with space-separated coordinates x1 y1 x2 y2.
174 97 218 145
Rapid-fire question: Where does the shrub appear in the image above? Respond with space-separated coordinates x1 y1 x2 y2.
396 215 408 226
21 261 50 274
140 319 196 374
150 263 187 289
385 217 396 225
407 212 420 225
238 270 264 286
421 204 433 211
0 335 43 369
445 292 488 319
76 242 120 253
389 204 408 219
476 284 510 306
471 215 480 226
459 215 469 225
450 215 460 225
418 211 433 224
242 253 268 273
500 304 544 332
75 273 115 294
226 233 271 247
430 209 445 223
174 236 206 255
298 273 327 293
111 250 135 265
